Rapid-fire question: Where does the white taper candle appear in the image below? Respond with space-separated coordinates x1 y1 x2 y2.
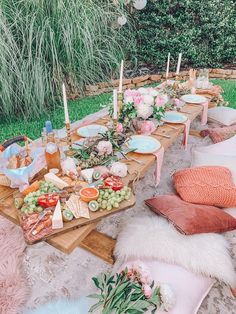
118 60 124 93
166 53 170 78
62 83 70 124
176 53 182 75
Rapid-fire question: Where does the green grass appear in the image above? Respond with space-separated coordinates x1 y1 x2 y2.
212 79 236 108
0 93 112 143
0 79 235 143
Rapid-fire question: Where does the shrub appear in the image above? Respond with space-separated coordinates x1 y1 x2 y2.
130 0 236 70
0 0 133 120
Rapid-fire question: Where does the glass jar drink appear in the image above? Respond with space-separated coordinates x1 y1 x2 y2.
45 132 61 171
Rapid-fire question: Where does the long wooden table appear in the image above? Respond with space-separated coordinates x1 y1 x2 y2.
0 96 216 263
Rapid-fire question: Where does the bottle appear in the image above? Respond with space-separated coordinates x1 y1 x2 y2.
45 128 61 172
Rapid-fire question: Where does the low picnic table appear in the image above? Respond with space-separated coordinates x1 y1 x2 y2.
0 91 217 264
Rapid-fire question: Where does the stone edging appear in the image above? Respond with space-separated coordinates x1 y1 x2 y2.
68 68 236 99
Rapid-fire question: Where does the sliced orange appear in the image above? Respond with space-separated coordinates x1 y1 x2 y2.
79 187 99 203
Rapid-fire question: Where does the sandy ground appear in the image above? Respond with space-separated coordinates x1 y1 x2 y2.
21 118 236 314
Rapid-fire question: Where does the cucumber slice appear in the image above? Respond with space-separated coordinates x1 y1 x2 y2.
88 200 99 212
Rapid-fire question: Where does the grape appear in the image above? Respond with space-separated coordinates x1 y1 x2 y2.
120 191 126 196
97 198 102 203
114 202 119 208
107 205 112 211
125 195 130 200
100 190 105 196
101 204 107 209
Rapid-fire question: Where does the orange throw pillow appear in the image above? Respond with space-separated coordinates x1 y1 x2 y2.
145 195 236 234
173 166 236 207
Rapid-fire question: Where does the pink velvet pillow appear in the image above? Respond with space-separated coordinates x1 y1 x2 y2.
173 166 236 207
145 195 236 234
120 259 214 314
200 125 236 143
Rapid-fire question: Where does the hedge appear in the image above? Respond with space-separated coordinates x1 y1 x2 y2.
129 0 236 69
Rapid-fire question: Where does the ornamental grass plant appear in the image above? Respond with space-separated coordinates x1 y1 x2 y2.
0 0 132 120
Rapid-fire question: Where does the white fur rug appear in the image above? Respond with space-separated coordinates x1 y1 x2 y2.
114 216 236 288
20 117 236 314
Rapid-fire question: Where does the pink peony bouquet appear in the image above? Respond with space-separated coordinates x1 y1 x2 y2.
89 261 175 313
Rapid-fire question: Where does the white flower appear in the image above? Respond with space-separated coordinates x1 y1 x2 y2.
124 96 134 104
143 94 154 106
110 162 128 178
138 87 148 95
159 283 175 311
137 103 153 119
149 89 159 97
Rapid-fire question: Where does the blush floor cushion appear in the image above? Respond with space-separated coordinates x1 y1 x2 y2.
120 259 214 314
207 106 236 126
173 166 236 207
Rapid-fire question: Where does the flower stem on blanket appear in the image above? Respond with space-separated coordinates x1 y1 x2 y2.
88 262 175 313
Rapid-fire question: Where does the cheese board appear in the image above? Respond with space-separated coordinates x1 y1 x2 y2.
11 171 136 244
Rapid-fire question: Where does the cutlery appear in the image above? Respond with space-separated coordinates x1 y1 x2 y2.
153 132 171 139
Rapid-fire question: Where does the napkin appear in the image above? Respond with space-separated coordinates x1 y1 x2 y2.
153 146 164 186
182 119 191 150
200 101 209 125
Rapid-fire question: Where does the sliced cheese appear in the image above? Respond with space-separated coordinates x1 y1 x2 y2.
81 168 94 184
52 200 63 229
44 172 69 189
65 193 90 219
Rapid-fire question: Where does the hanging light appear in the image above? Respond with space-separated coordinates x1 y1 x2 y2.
133 0 147 10
117 15 127 26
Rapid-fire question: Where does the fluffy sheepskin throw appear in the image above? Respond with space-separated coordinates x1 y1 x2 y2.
114 216 236 288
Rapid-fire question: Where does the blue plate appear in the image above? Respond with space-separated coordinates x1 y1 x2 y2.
77 124 108 138
161 111 187 124
128 135 161 154
181 94 207 104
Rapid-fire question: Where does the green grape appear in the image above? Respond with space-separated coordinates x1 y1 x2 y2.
108 188 113 193
107 205 112 211
113 202 119 208
120 191 126 196
102 200 107 206
97 198 102 203
101 204 107 209
125 195 130 200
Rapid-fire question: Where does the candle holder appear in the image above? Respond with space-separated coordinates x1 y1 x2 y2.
118 91 123 116
65 122 76 157
173 74 181 91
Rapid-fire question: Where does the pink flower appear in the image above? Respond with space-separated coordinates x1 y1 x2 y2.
97 141 113 156
174 98 181 106
140 120 156 135
137 104 153 120
124 89 141 98
133 95 144 107
142 284 152 299
155 94 168 107
116 123 123 133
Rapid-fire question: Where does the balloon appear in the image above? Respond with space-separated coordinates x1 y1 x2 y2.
117 15 127 26
133 0 147 10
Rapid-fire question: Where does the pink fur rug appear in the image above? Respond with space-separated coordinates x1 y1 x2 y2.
0 216 29 314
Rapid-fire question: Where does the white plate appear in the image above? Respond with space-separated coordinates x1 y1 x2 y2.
161 111 187 124
77 124 108 138
127 135 161 154
181 94 207 104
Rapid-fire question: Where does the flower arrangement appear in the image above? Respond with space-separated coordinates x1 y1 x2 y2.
111 87 169 133
88 262 175 313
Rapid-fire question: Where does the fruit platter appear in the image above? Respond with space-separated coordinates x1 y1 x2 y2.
14 166 135 244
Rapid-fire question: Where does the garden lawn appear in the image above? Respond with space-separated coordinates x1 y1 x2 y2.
0 79 235 143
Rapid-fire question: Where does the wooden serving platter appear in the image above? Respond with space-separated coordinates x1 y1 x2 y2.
0 192 136 244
